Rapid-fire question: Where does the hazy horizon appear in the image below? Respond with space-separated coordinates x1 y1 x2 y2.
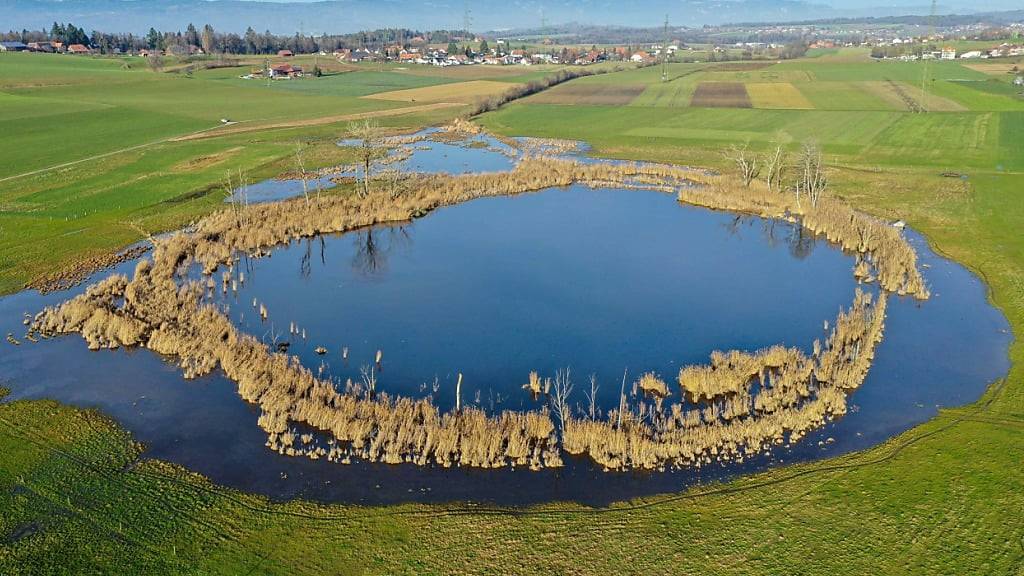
3 0 1022 36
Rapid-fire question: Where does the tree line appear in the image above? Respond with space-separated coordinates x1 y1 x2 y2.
0 23 473 56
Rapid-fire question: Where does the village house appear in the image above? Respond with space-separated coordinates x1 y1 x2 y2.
0 41 28 52
26 41 55 52
631 50 654 64
940 47 957 60
277 49 293 57
347 49 374 62
959 50 983 59
270 63 303 78
66 44 91 54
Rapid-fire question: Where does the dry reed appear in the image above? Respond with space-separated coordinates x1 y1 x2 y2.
31 147 917 471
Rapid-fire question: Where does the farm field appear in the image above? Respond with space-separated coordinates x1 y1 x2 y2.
363 79 516 103
690 81 751 107
0 52 490 293
526 82 647 105
3 44 1024 575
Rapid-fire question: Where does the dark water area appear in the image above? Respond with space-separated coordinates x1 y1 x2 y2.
0 183 1011 507
219 186 860 414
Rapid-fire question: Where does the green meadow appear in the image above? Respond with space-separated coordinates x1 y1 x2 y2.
0 52 472 293
2 46 1024 574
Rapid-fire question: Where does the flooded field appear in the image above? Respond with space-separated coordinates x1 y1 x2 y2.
0 130 1011 506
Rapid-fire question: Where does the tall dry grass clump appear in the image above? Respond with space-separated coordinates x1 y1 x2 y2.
30 144 917 472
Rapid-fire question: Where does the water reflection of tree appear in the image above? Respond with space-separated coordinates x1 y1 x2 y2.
351 225 413 277
298 236 328 279
735 215 815 260
787 225 816 260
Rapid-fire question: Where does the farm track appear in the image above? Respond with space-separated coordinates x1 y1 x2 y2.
0 123 240 184
169 102 464 142
884 78 924 113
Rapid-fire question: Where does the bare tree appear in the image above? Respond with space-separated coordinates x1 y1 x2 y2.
379 167 409 201
585 374 600 421
221 168 249 226
146 54 163 72
796 140 828 209
346 119 385 198
550 367 574 431
294 144 311 210
762 144 788 193
360 364 377 399
723 143 760 187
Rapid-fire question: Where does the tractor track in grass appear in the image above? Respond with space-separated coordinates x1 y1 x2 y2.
0 123 244 184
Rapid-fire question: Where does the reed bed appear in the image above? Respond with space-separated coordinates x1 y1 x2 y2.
31 149 915 472
563 291 886 470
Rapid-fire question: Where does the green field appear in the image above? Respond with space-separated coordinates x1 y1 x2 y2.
0 52 483 293
3 47 1024 574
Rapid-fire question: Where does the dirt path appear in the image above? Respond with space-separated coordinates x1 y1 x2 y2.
169 102 464 142
0 102 462 184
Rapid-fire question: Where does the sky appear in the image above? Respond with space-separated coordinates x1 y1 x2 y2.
3 0 1021 35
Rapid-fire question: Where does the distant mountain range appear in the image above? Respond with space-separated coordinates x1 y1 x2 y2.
2 0 1022 35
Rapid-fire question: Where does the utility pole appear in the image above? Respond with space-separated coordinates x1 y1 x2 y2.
920 0 937 113
463 0 473 37
661 14 670 82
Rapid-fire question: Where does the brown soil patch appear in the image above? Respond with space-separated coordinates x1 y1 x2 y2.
690 82 752 108
527 83 646 106
170 147 244 172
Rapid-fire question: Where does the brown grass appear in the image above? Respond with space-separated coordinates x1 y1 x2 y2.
690 82 752 108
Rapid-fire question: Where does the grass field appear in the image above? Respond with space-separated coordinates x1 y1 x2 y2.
745 82 815 109
363 79 517 103
527 82 647 105
3 48 1024 574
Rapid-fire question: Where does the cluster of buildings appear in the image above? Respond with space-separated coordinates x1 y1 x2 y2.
0 40 91 53
328 42 680 68
878 42 1024 61
241 62 304 80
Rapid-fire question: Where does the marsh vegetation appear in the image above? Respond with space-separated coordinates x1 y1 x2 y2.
30 130 927 471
